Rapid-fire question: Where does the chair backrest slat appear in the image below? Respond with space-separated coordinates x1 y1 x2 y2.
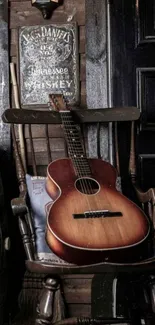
11 124 26 192
114 122 120 177
28 124 37 176
45 124 52 164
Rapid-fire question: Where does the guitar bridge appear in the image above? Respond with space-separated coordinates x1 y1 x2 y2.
73 210 123 219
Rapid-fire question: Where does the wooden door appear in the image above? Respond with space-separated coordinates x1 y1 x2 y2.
111 0 155 194
86 0 155 196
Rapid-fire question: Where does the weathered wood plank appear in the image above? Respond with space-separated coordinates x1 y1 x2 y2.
26 146 90 166
68 304 91 317
64 0 85 26
3 106 140 124
24 139 89 166
10 28 18 44
81 81 86 106
10 56 17 64
10 1 85 28
10 1 64 11
79 26 85 54
25 137 65 152
80 54 86 81
10 44 16 57
86 0 108 109
86 0 109 162
9 11 70 29
26 150 67 166
17 124 64 138
32 165 49 176
15 124 87 139
63 278 91 304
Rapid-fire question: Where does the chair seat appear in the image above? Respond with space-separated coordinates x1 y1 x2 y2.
26 256 155 275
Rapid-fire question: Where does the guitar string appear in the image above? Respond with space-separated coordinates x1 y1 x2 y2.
61 112 94 196
62 112 108 222
61 112 90 195
50 96 91 195
62 112 106 223
61 111 109 226
65 114 97 196
62 112 94 195
51 96 97 220
61 113 94 210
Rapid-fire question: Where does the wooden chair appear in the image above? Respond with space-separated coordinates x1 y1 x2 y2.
2 105 155 325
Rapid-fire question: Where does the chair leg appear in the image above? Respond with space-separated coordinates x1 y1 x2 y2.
35 276 59 325
143 275 155 325
149 276 155 313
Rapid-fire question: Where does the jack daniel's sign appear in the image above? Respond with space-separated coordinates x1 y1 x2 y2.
19 23 79 106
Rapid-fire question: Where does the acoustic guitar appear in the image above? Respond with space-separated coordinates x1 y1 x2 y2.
45 94 149 265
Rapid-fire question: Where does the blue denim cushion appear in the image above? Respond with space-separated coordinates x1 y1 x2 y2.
26 174 70 264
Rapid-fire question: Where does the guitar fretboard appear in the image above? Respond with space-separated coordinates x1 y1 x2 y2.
60 111 92 177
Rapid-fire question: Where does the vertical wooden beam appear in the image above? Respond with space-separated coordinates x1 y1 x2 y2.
0 3 10 323
86 0 108 108
0 0 10 152
85 0 109 161
111 0 136 197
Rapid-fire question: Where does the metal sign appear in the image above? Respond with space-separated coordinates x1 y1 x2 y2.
19 23 79 106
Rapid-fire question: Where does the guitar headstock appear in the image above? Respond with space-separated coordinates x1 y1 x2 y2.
49 94 70 112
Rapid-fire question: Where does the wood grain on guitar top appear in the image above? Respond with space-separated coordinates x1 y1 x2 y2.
45 158 149 264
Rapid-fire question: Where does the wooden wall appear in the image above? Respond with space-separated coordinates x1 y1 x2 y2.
9 0 92 318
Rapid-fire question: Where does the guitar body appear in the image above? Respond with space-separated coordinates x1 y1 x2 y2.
46 158 149 265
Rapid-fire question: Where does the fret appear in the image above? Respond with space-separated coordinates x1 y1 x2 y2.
67 146 84 151
73 160 90 164
72 163 90 167
71 164 90 169
71 158 90 162
69 155 89 161
73 168 91 173
68 147 84 151
73 165 91 170
64 130 81 134
72 165 91 171
66 140 83 144
72 166 91 170
64 128 79 131
73 166 91 171
65 139 82 144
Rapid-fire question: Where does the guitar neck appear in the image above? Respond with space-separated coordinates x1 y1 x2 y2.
60 111 92 177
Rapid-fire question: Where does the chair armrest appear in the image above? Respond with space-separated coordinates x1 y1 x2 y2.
133 184 155 231
133 184 155 205
11 196 35 261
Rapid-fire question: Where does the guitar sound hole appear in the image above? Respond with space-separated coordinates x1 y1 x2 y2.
75 177 100 195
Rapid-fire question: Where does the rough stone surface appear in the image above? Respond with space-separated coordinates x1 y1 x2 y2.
0 0 10 151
